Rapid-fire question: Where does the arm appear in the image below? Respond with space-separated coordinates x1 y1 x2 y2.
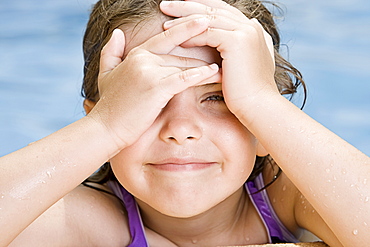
0 20 219 245
160 0 370 245
243 93 369 246
8 185 130 247
0 116 117 245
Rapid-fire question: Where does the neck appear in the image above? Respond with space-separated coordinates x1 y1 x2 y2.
137 186 254 246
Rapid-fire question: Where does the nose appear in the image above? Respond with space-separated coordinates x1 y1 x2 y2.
159 118 203 144
158 99 203 145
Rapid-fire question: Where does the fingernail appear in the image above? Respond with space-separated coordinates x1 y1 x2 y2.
210 63 219 70
163 19 174 29
160 1 171 8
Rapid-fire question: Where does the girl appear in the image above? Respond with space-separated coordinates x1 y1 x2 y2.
2 0 369 246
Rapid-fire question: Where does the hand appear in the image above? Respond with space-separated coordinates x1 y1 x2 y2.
89 19 220 149
161 0 278 123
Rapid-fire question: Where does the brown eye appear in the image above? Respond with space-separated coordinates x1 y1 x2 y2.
202 94 224 103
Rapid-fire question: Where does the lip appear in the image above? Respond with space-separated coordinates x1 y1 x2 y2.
147 158 218 172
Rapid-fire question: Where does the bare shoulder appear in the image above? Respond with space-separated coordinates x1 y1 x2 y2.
264 165 342 246
9 184 130 247
263 165 301 235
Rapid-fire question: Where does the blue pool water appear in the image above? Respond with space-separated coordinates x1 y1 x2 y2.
0 0 369 156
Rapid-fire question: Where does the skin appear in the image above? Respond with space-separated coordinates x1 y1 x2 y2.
2 0 369 246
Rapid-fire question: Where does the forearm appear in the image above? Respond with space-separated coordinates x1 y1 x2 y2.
240 93 370 245
0 116 121 245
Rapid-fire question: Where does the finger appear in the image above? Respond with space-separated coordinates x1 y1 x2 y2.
163 13 239 31
186 0 245 18
158 53 214 68
251 18 275 64
160 63 219 95
141 17 210 54
160 0 245 20
195 69 222 85
99 29 125 75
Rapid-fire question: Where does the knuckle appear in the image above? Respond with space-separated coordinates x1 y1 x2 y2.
163 28 173 38
234 30 249 42
207 14 217 22
178 56 190 67
206 6 217 15
179 70 189 82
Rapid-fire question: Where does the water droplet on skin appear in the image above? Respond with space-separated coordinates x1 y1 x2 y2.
192 239 198 244
325 168 330 173
352 229 358 236
363 179 367 185
46 171 52 178
282 185 287 191
365 197 369 202
307 162 312 166
364 222 368 227
342 169 347 175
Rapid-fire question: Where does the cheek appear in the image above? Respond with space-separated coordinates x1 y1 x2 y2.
207 115 258 177
109 138 149 190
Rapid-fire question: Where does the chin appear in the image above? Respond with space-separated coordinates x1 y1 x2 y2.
136 188 224 219
156 200 216 218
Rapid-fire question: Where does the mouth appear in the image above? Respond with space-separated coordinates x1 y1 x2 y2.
147 158 219 172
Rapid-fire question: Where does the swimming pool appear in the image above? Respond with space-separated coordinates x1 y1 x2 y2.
1 0 369 156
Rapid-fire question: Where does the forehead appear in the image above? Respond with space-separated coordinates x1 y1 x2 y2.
121 15 221 65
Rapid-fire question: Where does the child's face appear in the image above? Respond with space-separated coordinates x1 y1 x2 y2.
110 17 261 217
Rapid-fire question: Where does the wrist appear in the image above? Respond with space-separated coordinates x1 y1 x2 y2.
233 89 284 128
83 112 128 159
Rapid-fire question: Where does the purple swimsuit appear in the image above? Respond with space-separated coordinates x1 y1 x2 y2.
108 173 299 246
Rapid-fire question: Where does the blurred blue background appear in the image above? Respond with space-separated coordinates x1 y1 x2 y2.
0 0 369 157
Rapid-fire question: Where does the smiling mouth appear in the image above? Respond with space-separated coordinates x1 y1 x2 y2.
147 161 218 172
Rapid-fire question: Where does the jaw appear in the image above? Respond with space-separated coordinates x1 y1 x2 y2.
136 186 252 246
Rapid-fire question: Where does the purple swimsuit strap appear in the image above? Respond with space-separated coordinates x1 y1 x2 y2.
110 174 298 246
109 181 149 247
246 179 285 243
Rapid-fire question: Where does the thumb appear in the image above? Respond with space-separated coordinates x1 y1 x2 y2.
99 29 126 75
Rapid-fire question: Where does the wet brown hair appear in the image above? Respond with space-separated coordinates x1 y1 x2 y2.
82 0 306 186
